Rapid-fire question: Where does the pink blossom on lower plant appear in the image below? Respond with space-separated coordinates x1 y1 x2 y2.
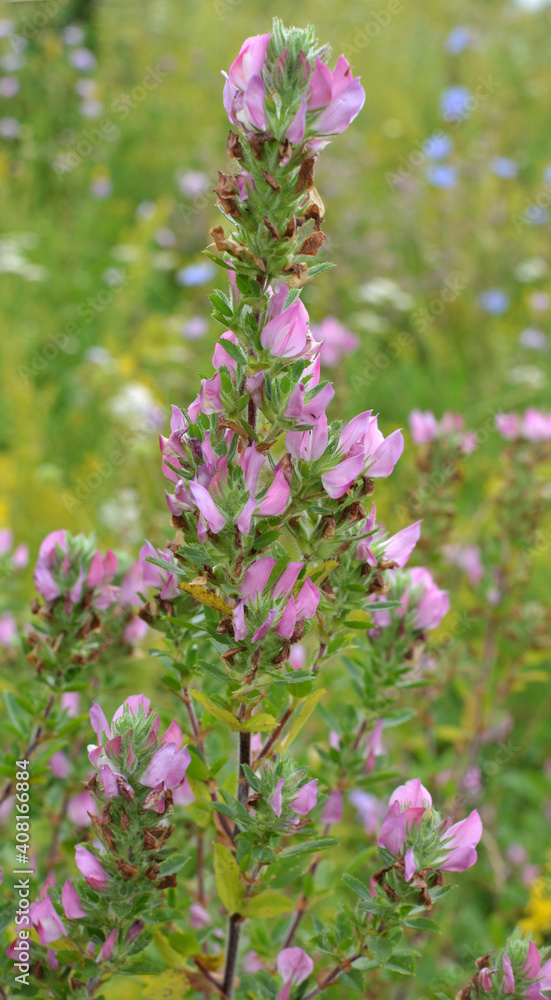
277 947 314 1000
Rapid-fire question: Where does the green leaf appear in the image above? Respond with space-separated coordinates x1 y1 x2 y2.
279 838 338 859
279 688 326 751
189 689 240 730
368 936 393 965
342 873 373 903
210 291 233 318
214 843 244 914
403 917 440 932
158 853 190 877
196 660 230 683
239 713 277 733
241 891 293 918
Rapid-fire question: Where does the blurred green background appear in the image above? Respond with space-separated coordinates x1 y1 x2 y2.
2 0 551 994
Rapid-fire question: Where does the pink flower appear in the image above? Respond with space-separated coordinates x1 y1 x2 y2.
311 316 359 367
30 895 67 946
0 529 12 556
322 789 343 824
287 414 329 463
223 33 270 132
13 543 29 569
356 506 421 568
365 719 384 772
75 845 109 890
290 779 318 816
322 411 403 498
377 779 432 855
48 751 70 779
523 941 551 997
442 544 484 585
409 410 439 445
270 778 285 817
140 742 191 790
495 412 521 440
307 55 365 136
62 880 87 920
0 612 16 648
502 954 515 993
260 301 310 359
99 929 118 961
61 692 80 717
432 810 483 871
139 541 180 599
277 947 314 1000
67 790 95 826
409 567 450 630
522 408 551 442
190 903 212 928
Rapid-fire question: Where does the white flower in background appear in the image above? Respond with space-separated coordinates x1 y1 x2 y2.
358 277 414 310
109 383 165 431
514 257 548 282
176 169 211 198
506 365 546 388
0 234 48 281
511 0 551 9
99 489 142 543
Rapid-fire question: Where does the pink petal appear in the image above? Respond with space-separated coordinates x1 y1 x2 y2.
368 429 404 477
241 557 276 600
270 778 285 817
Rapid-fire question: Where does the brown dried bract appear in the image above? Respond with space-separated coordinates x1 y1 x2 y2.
263 215 281 240
227 130 244 160
300 231 326 257
115 859 139 880
214 171 240 217
261 168 281 193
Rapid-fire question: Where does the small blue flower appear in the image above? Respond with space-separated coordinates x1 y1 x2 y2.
440 86 472 122
543 164 551 184
175 262 216 287
445 26 473 55
525 206 549 226
422 132 453 160
479 289 510 315
490 157 518 179
426 164 458 189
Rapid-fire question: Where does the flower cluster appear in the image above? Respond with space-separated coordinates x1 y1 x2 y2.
409 409 477 454
461 937 551 1000
375 779 482 904
495 409 551 442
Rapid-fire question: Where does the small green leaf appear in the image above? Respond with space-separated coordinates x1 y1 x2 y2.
214 843 244 914
279 838 338 859
240 891 292 918
342 873 373 903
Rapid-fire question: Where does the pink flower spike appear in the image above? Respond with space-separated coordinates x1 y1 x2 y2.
308 57 333 110
258 468 290 516
368 429 404 477
290 779 318 816
270 778 285 817
161 720 184 749
295 578 320 620
241 557 276 600
502 954 515 993
190 481 227 534
383 521 422 568
390 778 432 810
275 596 297 639
272 562 304 599
89 702 111 744
321 450 365 498
277 947 314 1000
260 301 309 359
75 845 109 890
62 880 86 920
251 610 277 644
30 895 67 946
404 846 417 882
99 928 118 961
311 55 365 136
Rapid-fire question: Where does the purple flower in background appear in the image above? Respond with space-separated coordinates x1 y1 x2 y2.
445 26 473 54
409 409 439 444
0 613 16 648
139 541 179 599
62 25 85 45
427 164 458 188
422 132 452 159
440 85 472 121
490 156 518 178
0 77 19 98
68 47 97 72
175 262 216 286
519 328 548 350
0 118 20 139
479 288 509 315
